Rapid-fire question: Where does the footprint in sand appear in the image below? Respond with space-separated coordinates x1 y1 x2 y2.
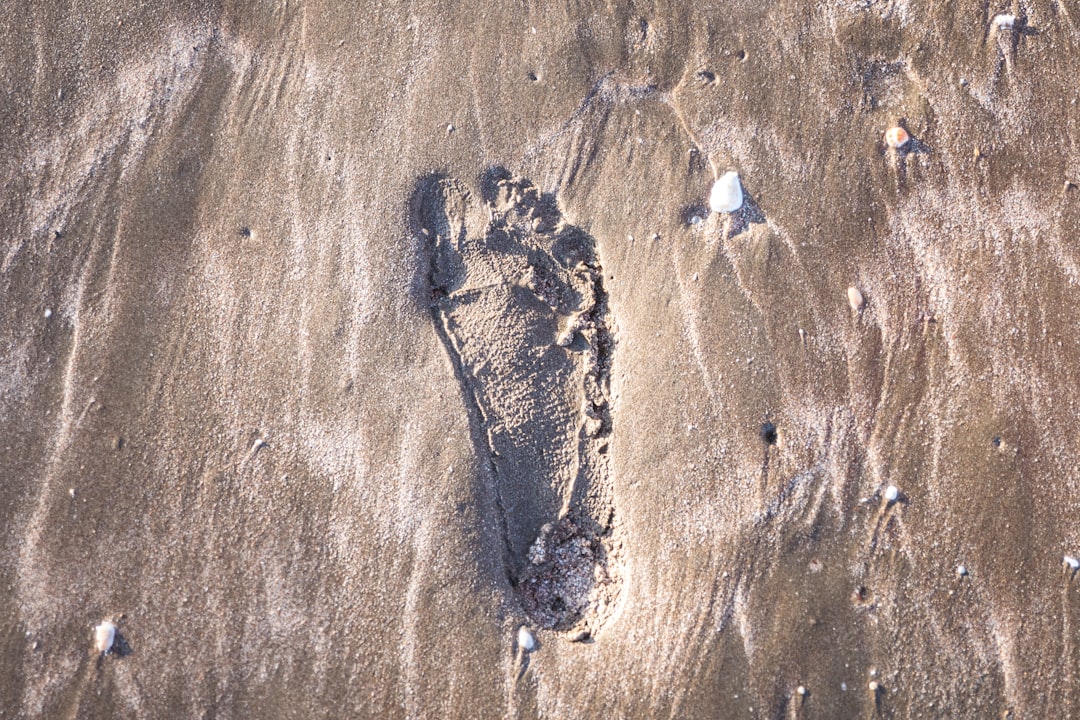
415 168 623 635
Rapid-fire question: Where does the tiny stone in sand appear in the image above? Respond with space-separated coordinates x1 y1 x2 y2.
94 620 116 654
517 626 535 652
847 286 865 311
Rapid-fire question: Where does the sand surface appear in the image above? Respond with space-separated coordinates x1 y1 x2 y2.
4 1 1080 717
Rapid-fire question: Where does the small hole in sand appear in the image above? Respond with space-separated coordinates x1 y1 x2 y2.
527 71 539 82
239 227 252 238
681 203 709 226
760 422 777 445
992 436 1001 447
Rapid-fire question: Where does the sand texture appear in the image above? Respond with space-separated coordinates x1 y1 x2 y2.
4 1 1080 717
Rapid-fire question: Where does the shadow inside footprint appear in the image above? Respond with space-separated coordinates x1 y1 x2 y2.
414 169 623 633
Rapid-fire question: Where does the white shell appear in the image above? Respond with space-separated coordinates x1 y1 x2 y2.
884 485 900 502
993 14 1016 29
1065 555 1080 570
94 621 116 654
847 286 865 311
709 171 744 213
517 626 535 652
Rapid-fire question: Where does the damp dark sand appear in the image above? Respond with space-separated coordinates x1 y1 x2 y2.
3 2 1080 718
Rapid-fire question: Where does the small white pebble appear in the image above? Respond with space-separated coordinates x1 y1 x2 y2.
884 485 900 502
796 685 807 697
1064 555 1080 571
956 565 969 577
993 14 1016 29
709 171 744 213
847 286 865 312
841 682 848 692
689 215 703 225
44 308 53 319
93 621 116 654
517 626 535 652
252 438 266 451
868 681 880 692
446 124 454 134
68 488 76 498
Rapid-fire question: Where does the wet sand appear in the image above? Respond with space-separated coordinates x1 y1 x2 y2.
4 1 1080 717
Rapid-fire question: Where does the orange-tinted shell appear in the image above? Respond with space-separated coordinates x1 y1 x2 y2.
885 126 910 149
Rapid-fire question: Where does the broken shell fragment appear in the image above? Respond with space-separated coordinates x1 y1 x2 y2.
884 126 910 150
709 171 744 213
1064 555 1080 575
517 626 535 652
93 620 116 654
568 629 591 643
847 286 865 312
